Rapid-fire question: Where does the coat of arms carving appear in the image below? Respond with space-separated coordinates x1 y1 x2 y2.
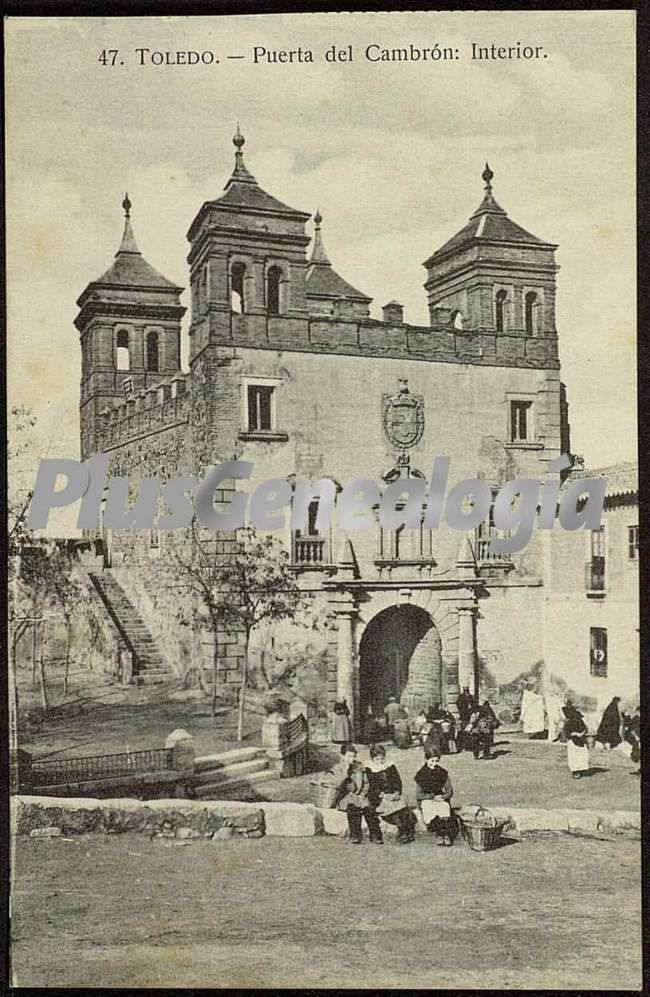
382 378 424 449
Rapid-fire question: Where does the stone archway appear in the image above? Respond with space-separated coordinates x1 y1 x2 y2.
358 605 443 719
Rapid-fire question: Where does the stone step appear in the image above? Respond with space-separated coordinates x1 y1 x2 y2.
194 747 266 772
193 768 278 799
191 757 269 787
89 571 172 681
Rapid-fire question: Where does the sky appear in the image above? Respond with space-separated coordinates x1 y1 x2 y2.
5 11 636 533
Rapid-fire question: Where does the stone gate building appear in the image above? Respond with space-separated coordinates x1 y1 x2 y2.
76 129 638 729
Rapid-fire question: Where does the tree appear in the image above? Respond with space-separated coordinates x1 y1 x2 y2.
8 406 37 607
19 541 84 700
173 524 310 740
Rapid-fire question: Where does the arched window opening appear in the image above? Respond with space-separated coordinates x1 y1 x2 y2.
116 329 130 371
231 262 246 314
146 331 159 372
451 309 463 331
495 290 507 333
525 291 538 335
267 266 283 316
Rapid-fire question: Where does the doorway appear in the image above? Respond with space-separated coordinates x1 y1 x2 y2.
358 604 443 719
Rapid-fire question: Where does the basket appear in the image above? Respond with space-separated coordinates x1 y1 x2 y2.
459 805 509 852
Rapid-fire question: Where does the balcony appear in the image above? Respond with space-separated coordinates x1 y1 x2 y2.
586 560 606 598
292 535 335 573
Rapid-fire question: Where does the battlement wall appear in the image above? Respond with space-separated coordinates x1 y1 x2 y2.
96 374 190 451
204 313 560 369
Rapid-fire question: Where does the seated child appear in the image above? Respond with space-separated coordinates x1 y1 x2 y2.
331 742 382 844
414 748 455 846
365 744 416 844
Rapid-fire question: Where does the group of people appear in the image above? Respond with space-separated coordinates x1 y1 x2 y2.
336 688 501 762
329 742 456 846
560 696 641 777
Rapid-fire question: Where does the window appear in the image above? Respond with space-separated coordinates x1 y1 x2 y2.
510 400 532 443
451 309 463 331
589 526 606 591
628 525 639 560
590 627 608 677
149 528 159 549
247 385 274 431
146 331 159 373
495 289 507 333
267 266 283 316
116 329 130 371
231 262 246 313
525 291 538 335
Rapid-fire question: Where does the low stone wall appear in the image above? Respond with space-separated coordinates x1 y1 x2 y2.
13 796 265 839
12 795 640 841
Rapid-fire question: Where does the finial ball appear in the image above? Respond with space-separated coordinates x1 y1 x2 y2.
122 192 131 217
482 162 494 187
233 123 245 149
314 209 322 226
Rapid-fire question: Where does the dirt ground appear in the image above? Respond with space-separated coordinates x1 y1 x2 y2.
11 833 641 989
19 683 264 760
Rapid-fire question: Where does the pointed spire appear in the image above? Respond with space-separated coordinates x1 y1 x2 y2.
225 122 257 188
470 161 506 218
117 192 140 255
309 209 331 266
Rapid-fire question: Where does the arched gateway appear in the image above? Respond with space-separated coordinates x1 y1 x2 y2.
359 605 443 718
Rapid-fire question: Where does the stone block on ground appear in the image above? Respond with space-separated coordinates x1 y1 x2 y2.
176 826 201 839
501 808 570 834
262 802 321 837
317 808 348 837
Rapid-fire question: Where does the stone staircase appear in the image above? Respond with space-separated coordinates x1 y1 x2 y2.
88 571 171 685
191 746 277 799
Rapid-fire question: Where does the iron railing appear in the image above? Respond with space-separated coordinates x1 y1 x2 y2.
30 747 173 787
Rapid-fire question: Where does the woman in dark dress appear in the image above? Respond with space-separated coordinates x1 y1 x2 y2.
473 701 500 760
331 699 353 744
596 696 622 749
365 744 416 843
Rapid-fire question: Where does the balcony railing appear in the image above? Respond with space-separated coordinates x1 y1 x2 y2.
476 537 512 563
293 535 326 565
586 560 606 593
